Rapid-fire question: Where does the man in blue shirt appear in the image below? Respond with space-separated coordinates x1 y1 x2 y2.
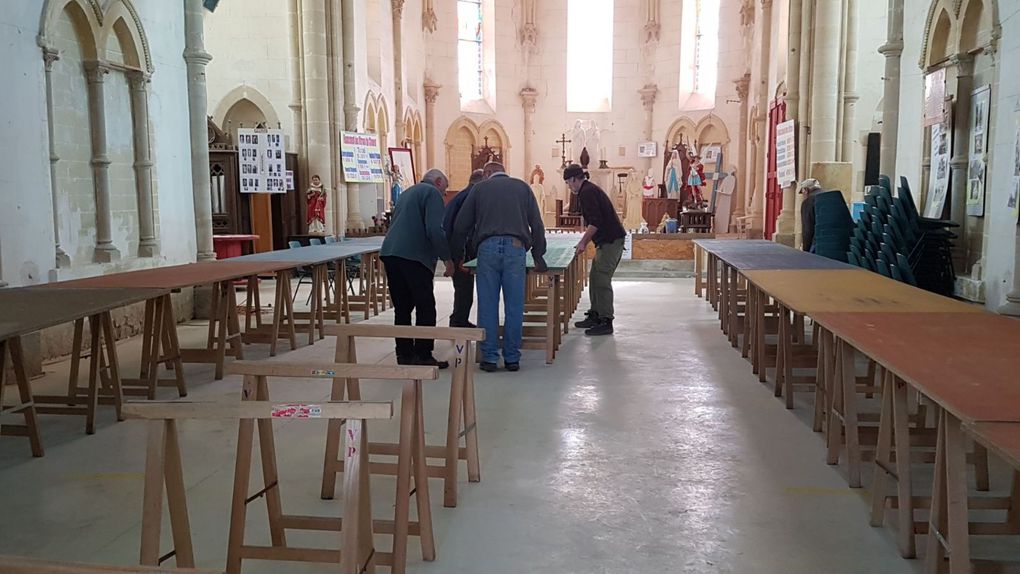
381 169 455 368
443 169 485 328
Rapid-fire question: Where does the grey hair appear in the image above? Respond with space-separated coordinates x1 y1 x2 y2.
469 169 485 184
422 169 447 185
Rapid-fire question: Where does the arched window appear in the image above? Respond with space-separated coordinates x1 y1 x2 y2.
679 0 721 111
458 0 495 110
567 0 614 112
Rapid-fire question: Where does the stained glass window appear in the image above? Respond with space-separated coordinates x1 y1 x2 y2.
458 0 483 104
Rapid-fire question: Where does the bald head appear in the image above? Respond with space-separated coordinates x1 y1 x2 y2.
421 169 450 194
482 162 505 179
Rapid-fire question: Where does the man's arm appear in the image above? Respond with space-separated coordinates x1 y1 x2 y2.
525 191 548 271
425 190 452 263
576 189 602 253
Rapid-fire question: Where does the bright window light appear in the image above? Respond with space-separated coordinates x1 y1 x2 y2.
567 0 614 112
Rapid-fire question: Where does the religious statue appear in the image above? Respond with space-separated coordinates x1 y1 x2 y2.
665 150 683 200
572 120 601 168
529 164 545 185
641 171 657 197
579 147 591 169
687 153 706 208
623 172 644 230
306 174 327 234
389 163 405 210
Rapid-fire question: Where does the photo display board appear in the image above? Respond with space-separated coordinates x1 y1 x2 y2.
238 128 286 193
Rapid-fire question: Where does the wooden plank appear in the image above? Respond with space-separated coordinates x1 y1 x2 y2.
0 556 223 574
965 422 1020 470
122 401 393 421
0 288 167 341
224 360 438 381
322 323 485 341
42 261 297 291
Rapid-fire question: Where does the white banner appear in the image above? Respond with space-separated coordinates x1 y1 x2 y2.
775 119 797 187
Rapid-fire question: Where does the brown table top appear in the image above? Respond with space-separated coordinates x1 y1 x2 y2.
743 269 984 314
0 287 167 341
965 422 1020 469
41 260 297 290
811 312 1020 424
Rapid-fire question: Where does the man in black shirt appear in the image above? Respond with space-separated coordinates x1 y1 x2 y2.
563 163 626 336
798 178 822 252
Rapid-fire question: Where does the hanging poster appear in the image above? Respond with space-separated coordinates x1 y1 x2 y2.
774 119 797 187
1010 110 1020 221
925 119 952 219
966 85 991 216
340 131 385 183
924 68 947 128
237 128 286 194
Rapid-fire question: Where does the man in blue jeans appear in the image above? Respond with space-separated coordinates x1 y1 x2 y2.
452 162 547 372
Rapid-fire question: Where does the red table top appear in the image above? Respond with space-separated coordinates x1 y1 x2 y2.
965 422 1020 469
40 260 297 290
811 312 1020 424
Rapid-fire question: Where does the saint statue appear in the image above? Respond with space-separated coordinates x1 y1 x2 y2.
389 164 405 210
529 164 545 185
642 171 657 197
306 174 327 234
665 150 683 200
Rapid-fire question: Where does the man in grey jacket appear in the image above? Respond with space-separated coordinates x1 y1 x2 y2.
452 162 547 372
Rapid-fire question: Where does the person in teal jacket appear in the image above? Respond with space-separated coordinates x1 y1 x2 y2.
381 169 455 368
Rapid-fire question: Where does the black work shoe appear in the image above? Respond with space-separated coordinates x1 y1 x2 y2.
505 362 520 372
450 320 478 329
575 310 600 329
396 355 416 365
585 318 614 337
480 362 499 373
415 355 450 369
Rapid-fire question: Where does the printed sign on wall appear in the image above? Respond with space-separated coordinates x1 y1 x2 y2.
775 119 797 187
237 128 286 194
340 131 385 183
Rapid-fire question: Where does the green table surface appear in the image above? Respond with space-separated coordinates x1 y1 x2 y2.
464 239 579 272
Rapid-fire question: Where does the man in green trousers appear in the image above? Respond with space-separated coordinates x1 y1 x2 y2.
563 163 626 336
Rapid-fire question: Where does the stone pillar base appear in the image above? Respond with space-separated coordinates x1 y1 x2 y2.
197 251 217 262
138 241 159 258
93 245 121 263
56 248 71 268
998 292 1020 316
773 231 796 248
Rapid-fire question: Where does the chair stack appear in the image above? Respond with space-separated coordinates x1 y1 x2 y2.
845 175 957 295
812 191 854 263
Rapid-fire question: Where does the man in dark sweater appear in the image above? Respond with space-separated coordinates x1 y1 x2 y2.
564 163 626 336
443 169 486 328
452 162 547 372
381 169 455 368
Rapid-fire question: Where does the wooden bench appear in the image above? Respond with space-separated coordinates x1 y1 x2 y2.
0 556 222 573
123 394 394 574
223 360 436 574
319 324 485 509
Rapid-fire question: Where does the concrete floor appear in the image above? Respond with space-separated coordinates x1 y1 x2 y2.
0 278 934 572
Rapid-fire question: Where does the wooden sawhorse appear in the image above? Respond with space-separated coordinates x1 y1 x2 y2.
321 324 485 509
226 360 437 574
125 397 392 574
0 337 44 456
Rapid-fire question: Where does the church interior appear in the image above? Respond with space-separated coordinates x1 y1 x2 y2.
2 0 1020 572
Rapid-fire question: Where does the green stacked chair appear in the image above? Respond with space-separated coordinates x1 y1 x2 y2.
813 190 854 263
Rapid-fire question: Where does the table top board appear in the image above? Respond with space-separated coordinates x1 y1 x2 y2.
695 239 852 270
464 241 577 273
964 422 1020 469
0 287 167 341
811 312 1020 424
742 269 983 314
230 242 381 265
41 260 298 290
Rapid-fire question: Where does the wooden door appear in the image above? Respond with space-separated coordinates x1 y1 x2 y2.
765 99 787 240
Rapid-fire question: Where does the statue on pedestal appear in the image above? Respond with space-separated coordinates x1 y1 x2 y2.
306 174 327 234
642 171 657 197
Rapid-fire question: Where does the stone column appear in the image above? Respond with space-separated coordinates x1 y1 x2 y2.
392 0 406 145
639 84 658 175
948 55 974 231
422 0 437 33
773 0 802 246
288 0 308 186
128 71 159 257
184 0 215 261
83 61 120 263
809 0 843 162
520 87 539 174
424 81 439 169
1000 234 1020 316
879 0 904 177
749 0 773 238
733 73 751 226
840 0 859 167
43 48 71 268
341 0 364 231
303 0 335 235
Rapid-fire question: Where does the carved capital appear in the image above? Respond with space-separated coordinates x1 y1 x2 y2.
734 72 751 101
127 70 151 91
638 84 658 111
520 87 539 113
520 23 538 51
83 60 111 83
949 53 975 77
422 5 438 33
392 0 405 19
878 41 904 57
760 0 772 8
644 22 661 43
739 0 755 27
42 48 60 71
423 82 440 105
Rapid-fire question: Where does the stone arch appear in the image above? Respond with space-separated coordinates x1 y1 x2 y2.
695 114 731 147
666 116 698 149
921 0 958 67
478 119 511 159
958 0 998 53
363 94 378 133
375 95 390 142
98 0 152 72
212 86 281 132
39 0 101 60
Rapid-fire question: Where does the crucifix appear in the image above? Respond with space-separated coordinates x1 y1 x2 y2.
556 133 572 168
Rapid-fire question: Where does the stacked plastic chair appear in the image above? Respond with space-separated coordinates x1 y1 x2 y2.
844 175 957 295
812 191 854 263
